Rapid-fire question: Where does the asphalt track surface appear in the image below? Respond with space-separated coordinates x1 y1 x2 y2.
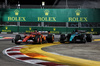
43 41 100 61
0 40 39 66
0 34 100 66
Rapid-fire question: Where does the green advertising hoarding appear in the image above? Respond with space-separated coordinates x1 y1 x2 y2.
0 26 100 34
0 26 18 32
0 9 100 22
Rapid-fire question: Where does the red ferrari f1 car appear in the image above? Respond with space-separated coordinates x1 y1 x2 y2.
12 32 54 45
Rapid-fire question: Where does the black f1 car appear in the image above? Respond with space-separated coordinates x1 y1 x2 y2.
12 32 54 45
60 31 92 43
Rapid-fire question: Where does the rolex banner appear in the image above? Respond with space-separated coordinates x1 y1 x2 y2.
0 9 100 22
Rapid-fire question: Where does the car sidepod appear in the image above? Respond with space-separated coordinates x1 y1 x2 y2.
70 34 86 43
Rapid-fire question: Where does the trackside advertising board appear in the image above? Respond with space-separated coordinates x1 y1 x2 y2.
0 9 100 22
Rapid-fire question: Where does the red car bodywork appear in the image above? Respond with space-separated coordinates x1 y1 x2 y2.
22 32 46 43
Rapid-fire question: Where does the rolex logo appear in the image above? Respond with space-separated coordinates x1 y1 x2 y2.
5 27 8 30
53 28 56 31
29 27 31 30
44 10 49 16
91 28 94 31
14 9 19 16
75 10 81 16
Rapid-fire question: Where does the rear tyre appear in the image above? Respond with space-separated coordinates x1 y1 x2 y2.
46 34 54 43
67 34 71 42
60 34 66 43
86 34 92 42
72 38 76 43
15 35 21 45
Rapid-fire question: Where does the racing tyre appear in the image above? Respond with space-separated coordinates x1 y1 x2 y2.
86 34 92 42
15 35 21 45
46 34 54 43
39 35 42 44
67 34 71 42
60 34 66 43
35 35 42 44
72 38 76 43
81 34 86 43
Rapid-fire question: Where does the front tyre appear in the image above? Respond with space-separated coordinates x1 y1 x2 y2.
39 35 42 44
35 35 42 44
15 35 21 45
60 34 66 43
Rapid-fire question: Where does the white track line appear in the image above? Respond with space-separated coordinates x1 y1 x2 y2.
7 51 20 53
9 55 30 58
24 60 48 64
